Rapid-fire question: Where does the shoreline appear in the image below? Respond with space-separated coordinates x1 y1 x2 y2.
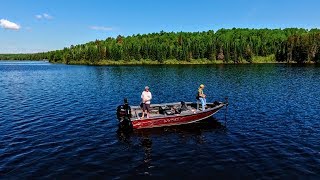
1 59 317 65
47 55 316 65
64 60 307 66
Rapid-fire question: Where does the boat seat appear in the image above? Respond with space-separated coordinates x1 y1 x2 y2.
150 109 159 114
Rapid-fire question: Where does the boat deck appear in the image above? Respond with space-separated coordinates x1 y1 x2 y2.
130 102 216 120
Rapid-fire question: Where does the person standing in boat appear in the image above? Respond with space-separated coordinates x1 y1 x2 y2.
198 84 206 111
141 86 152 118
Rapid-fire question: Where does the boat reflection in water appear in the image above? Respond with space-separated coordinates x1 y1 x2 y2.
116 117 226 177
117 117 226 139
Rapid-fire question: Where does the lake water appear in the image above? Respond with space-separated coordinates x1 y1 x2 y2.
0 61 319 179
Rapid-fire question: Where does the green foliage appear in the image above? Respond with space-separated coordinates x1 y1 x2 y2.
1 28 320 64
252 55 276 63
0 53 48 61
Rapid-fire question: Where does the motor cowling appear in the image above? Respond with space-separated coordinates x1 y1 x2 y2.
116 104 131 123
116 98 132 130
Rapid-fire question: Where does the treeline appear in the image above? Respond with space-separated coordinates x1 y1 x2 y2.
0 53 47 61
1 28 320 64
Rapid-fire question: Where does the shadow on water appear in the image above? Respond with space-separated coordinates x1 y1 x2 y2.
115 117 227 177
116 117 226 141
116 117 227 153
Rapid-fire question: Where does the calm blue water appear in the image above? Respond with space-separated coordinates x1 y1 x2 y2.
0 61 319 179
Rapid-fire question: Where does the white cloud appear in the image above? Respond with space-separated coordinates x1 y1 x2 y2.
35 15 42 19
0 19 21 30
43 13 53 19
89 26 113 31
35 13 53 20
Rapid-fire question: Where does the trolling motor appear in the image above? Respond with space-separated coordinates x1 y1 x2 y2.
116 98 132 128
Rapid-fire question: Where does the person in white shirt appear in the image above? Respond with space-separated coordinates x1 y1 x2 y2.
141 86 152 118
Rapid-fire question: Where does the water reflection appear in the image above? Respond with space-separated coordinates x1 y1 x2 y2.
134 117 227 150
116 117 226 176
117 117 226 140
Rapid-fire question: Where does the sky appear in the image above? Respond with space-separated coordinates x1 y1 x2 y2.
1 0 320 54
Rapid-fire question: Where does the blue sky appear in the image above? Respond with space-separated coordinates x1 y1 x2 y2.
1 0 320 53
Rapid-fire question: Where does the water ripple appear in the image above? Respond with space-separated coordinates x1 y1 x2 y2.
0 62 319 178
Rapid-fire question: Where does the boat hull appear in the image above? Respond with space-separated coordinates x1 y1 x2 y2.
131 104 225 129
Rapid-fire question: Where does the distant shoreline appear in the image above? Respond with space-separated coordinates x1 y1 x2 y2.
63 60 309 65
0 55 317 65
58 55 318 65
1 59 316 65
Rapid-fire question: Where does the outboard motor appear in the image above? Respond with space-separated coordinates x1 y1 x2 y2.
116 98 132 128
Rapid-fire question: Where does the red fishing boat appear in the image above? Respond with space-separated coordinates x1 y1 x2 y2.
117 99 228 129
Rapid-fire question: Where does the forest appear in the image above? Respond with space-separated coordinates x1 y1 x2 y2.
1 28 320 64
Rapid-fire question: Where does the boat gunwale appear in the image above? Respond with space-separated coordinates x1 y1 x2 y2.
133 111 218 129
130 102 226 121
